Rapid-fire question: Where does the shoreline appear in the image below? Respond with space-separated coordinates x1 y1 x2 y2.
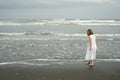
0 61 120 80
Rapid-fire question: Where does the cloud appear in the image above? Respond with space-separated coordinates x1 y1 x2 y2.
0 0 119 19
60 0 113 3
0 0 119 9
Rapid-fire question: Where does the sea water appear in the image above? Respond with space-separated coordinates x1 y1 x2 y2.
0 19 120 65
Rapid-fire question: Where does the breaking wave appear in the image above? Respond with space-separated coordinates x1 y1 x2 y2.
0 32 120 37
0 19 120 26
0 59 120 66
0 32 53 36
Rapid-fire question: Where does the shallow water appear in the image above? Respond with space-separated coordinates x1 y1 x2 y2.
0 19 120 63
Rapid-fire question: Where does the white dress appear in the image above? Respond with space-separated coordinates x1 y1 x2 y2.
85 35 97 60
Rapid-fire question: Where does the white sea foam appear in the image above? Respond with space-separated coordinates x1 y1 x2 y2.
58 33 86 36
0 33 25 36
96 59 120 62
0 33 120 40
0 32 52 36
0 19 120 26
58 33 120 37
0 59 61 66
0 38 50 40
0 59 120 66
0 61 50 66
0 22 21 26
0 62 17 65
22 59 61 62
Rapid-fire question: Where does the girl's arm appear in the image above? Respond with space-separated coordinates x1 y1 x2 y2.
88 36 92 51
96 39 98 46
96 36 99 46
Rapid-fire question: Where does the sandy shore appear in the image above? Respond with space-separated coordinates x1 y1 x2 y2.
0 61 120 80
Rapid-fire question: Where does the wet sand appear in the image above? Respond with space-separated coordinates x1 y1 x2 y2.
0 61 120 80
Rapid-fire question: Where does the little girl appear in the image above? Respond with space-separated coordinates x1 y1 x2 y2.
85 29 97 66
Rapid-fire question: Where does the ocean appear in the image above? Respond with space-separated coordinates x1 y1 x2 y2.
0 19 120 65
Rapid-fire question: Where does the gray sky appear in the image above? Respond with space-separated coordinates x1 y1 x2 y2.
0 0 120 19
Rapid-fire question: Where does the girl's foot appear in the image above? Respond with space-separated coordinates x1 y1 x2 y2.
89 63 94 67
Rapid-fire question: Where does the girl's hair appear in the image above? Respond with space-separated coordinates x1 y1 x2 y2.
87 29 94 36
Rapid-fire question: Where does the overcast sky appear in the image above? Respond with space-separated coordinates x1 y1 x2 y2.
0 0 120 19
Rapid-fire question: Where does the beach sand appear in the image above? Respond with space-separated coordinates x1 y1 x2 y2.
0 61 120 80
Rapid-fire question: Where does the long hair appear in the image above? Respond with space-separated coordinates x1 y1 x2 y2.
87 29 94 36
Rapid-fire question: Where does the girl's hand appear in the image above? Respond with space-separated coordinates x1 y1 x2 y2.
90 47 92 51
95 40 98 49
